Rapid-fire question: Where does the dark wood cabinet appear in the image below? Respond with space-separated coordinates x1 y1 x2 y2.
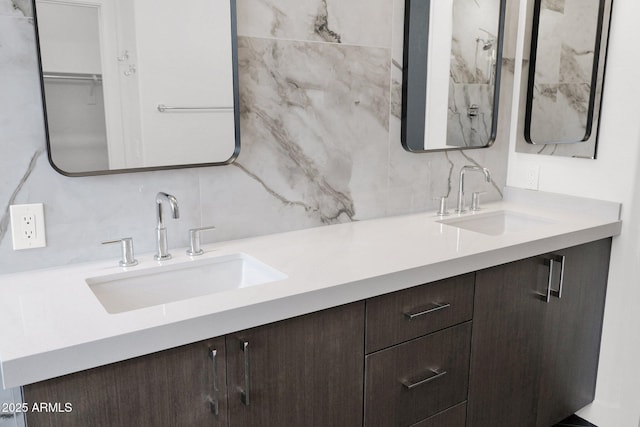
24 303 364 427
23 336 228 427
21 238 612 427
535 239 611 427
467 255 548 427
467 238 612 427
225 302 365 427
364 275 474 426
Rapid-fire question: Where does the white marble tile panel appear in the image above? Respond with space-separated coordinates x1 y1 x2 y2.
447 83 494 147
214 36 390 226
533 7 563 84
562 0 600 55
0 0 31 17
450 0 501 84
198 164 339 243
528 83 588 143
236 0 392 48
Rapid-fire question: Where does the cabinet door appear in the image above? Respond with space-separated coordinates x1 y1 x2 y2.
226 302 365 427
467 256 549 427
23 337 227 427
535 239 611 427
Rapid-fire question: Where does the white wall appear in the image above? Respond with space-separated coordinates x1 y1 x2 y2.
507 0 640 425
134 0 236 166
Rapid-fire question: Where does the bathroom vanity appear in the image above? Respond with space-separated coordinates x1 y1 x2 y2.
0 188 621 426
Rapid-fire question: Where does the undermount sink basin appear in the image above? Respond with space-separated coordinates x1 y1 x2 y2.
86 253 287 314
437 210 554 236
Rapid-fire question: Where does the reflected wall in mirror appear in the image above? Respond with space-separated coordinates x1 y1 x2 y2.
402 0 506 152
34 0 240 176
516 0 612 158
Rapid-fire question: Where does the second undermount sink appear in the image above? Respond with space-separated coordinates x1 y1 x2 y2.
86 253 287 314
437 210 554 236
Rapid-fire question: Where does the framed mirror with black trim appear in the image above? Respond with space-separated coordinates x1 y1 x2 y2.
401 0 507 152
516 0 613 158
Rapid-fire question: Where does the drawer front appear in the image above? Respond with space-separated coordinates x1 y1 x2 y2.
364 322 472 427
366 273 474 353
412 402 467 427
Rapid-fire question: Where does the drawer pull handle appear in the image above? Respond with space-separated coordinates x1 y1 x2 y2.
404 303 451 320
208 348 220 415
401 369 447 389
240 340 251 406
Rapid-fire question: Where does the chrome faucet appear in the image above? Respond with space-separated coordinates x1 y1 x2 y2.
456 166 491 214
155 192 179 261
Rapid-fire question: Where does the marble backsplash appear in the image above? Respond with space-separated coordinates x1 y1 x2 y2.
0 0 516 274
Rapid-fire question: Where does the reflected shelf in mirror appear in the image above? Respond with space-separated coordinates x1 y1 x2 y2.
43 71 103 83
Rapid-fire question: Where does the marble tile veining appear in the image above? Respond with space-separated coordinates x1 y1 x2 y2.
447 83 494 148
0 0 30 17
0 149 43 245
230 36 390 225
236 0 392 48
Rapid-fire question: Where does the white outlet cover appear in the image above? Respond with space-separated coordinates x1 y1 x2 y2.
10 203 47 250
525 165 540 191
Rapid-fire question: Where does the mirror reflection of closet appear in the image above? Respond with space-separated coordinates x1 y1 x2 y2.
34 0 239 176
38 2 109 171
515 0 613 158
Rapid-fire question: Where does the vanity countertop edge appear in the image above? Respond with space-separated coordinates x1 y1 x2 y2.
0 187 622 389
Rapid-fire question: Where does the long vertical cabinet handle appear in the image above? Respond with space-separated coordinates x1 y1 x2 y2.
209 348 220 415
550 255 566 299
539 257 554 303
539 255 566 303
240 340 251 406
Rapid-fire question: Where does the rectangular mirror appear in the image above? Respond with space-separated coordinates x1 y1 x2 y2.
516 0 613 157
33 0 240 176
402 0 506 152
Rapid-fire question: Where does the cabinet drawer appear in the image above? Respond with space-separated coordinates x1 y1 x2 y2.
365 273 474 353
364 322 471 427
412 402 467 427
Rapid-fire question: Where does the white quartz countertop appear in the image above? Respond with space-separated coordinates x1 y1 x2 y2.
0 188 622 389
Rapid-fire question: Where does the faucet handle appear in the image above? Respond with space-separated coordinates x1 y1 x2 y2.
471 192 486 212
187 226 216 256
433 196 450 216
102 237 138 267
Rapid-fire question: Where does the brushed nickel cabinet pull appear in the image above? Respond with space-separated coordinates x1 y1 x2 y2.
240 340 250 406
539 255 565 302
404 302 451 320
209 348 219 415
550 255 566 299
401 369 448 389
540 257 554 303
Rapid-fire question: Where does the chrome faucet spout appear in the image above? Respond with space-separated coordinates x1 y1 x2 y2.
155 192 179 261
456 166 491 214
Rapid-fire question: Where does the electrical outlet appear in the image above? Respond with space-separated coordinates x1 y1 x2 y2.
10 203 47 250
525 165 540 190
